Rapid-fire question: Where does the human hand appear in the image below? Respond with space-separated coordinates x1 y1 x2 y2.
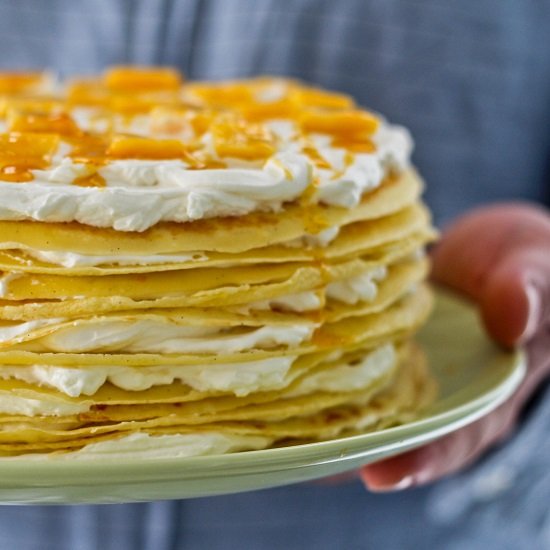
361 203 550 491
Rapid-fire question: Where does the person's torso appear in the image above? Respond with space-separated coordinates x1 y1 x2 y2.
0 2 549 549
1 0 549 223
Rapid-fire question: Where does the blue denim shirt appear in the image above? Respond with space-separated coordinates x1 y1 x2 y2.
0 1 549 548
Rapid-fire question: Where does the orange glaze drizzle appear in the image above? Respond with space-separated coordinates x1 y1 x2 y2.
0 72 49 95
311 326 350 348
0 67 382 187
210 116 276 161
0 132 59 182
107 135 190 160
73 171 106 188
302 144 332 170
1 96 64 119
104 66 183 92
328 150 355 182
0 164 36 183
8 111 82 136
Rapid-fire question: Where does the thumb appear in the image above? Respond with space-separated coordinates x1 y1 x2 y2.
431 204 550 347
481 248 550 346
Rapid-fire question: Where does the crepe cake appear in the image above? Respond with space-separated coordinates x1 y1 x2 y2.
0 67 437 458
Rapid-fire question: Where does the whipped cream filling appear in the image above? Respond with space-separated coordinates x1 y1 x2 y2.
7 224 339 268
309 124 411 208
238 264 387 314
12 320 315 354
0 152 310 231
0 343 394 416
0 394 89 416
315 150 384 208
0 356 298 397
64 432 272 459
0 272 24 298
8 226 339 268
373 123 413 172
326 266 387 305
0 123 411 231
244 290 323 313
22 249 208 268
283 226 341 249
0 318 65 343
287 344 396 397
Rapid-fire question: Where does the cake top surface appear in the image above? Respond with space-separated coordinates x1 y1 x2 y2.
0 66 412 231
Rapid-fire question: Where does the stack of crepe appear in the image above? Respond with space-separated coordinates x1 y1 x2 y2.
0 67 437 458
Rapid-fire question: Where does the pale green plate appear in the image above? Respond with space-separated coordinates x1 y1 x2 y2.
0 288 526 504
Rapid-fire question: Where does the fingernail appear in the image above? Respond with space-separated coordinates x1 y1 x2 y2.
366 475 415 493
521 282 542 342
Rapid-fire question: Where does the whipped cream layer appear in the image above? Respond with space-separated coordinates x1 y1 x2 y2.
5 320 316 354
288 344 395 397
0 272 24 298
245 266 388 313
0 263 386 324
326 266 387 305
0 124 411 231
0 344 395 416
20 249 209 268
64 432 273 459
0 318 65 341
0 393 90 416
244 291 324 314
0 153 310 232
9 225 340 268
0 356 298 397
283 226 341 249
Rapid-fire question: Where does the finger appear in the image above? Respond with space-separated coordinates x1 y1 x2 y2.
481 247 550 346
313 471 359 486
511 321 550 405
360 401 517 491
431 204 550 346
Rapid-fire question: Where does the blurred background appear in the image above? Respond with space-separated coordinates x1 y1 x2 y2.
1 0 549 226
